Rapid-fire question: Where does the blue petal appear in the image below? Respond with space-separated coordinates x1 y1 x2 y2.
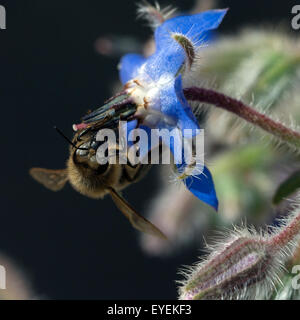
124 121 159 160
155 9 228 50
166 129 218 209
174 75 199 135
159 75 199 135
143 46 185 81
119 54 146 84
144 9 227 80
161 127 184 165
202 30 217 43
184 166 218 210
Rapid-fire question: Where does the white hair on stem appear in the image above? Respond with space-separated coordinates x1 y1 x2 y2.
177 196 300 300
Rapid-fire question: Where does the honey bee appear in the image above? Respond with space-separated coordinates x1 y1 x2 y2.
30 97 166 239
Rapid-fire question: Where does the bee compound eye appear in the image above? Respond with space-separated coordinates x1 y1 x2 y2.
76 142 89 156
76 149 88 156
90 140 101 150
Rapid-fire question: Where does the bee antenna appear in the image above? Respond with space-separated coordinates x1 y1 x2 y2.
54 126 89 151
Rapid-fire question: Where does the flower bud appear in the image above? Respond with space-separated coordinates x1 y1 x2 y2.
179 231 277 300
179 203 300 300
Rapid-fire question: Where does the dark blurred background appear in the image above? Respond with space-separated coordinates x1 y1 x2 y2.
0 0 298 299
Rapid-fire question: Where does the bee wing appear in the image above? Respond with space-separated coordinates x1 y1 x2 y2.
108 187 167 240
29 168 68 192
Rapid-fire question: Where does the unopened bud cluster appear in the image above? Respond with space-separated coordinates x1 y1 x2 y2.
179 204 300 300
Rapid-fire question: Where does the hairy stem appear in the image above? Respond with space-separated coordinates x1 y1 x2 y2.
268 210 300 252
183 87 300 150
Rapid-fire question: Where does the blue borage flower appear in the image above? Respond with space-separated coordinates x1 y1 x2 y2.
119 9 227 210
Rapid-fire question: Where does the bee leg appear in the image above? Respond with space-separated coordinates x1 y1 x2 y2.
108 187 167 240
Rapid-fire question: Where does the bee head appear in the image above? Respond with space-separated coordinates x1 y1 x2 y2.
66 130 118 198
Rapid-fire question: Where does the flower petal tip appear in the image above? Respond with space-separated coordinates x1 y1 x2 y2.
184 167 218 210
